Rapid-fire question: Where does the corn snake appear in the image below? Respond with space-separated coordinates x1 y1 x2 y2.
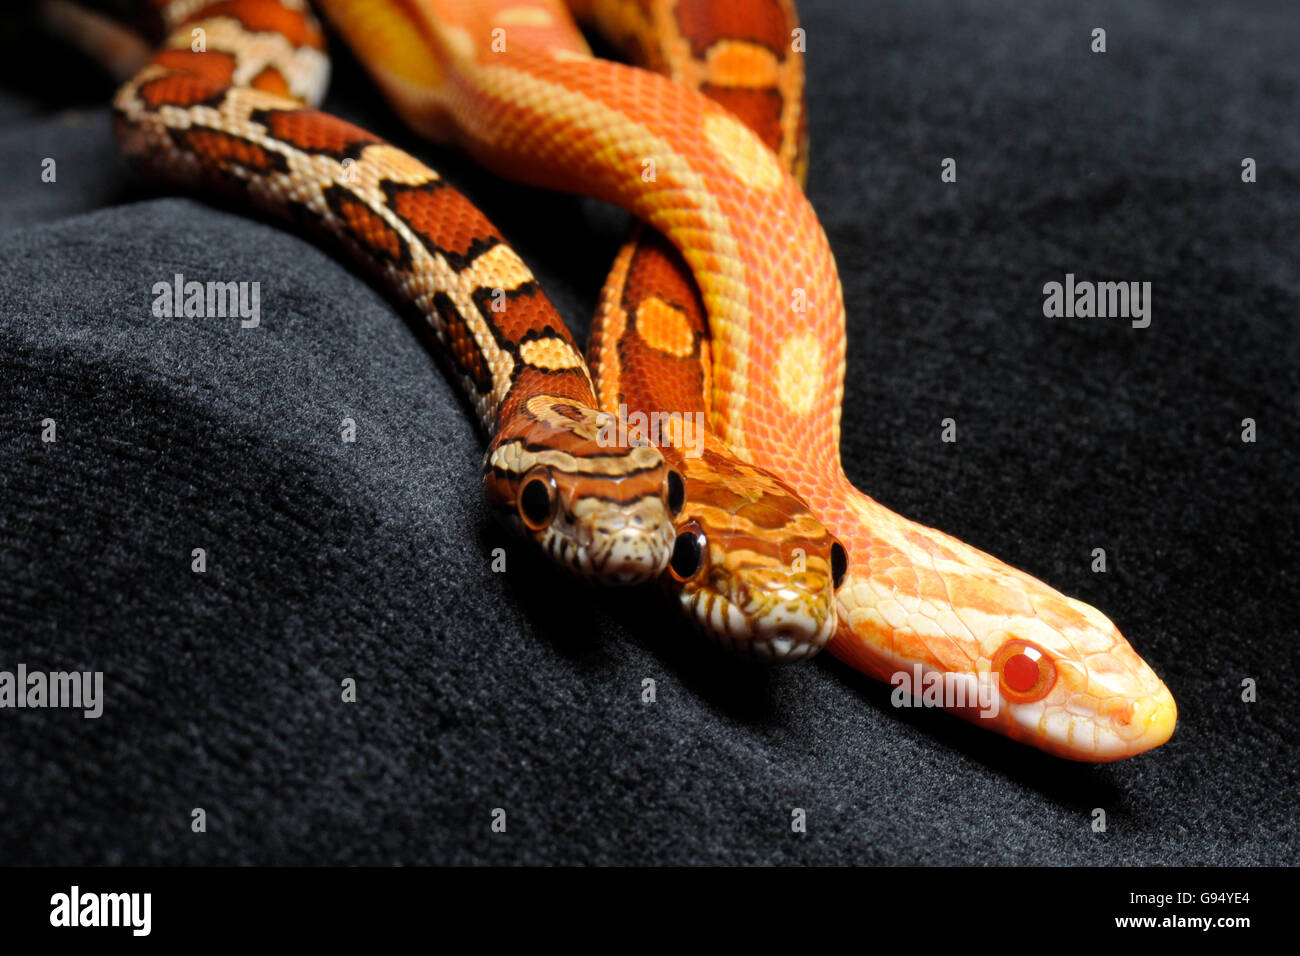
97 0 1178 760
316 0 1177 760
583 0 845 663
103 0 828 655
110 0 683 586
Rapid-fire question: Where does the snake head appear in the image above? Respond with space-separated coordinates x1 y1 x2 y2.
863 583 1178 761
835 513 1177 761
484 395 680 585
969 593 1178 761
665 447 845 661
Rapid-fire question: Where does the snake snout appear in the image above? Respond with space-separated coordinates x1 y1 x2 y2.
583 497 675 586
683 563 838 661
1111 685 1178 753
748 605 833 662
739 567 837 661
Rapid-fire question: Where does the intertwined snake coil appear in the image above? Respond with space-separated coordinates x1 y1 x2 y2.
101 0 1176 761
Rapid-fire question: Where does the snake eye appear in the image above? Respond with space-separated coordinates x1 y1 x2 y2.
518 466 557 531
669 520 706 581
665 470 685 516
830 540 848 590
992 639 1057 703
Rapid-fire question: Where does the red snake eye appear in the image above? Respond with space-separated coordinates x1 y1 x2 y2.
992 639 1056 703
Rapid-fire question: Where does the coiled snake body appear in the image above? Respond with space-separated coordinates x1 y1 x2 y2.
99 0 1176 760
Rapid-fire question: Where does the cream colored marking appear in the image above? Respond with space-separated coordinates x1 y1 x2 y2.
459 241 534 291
775 38 805 176
495 6 554 27
592 243 633 415
157 0 249 32
519 336 584 371
490 439 663 478
354 143 442 184
646 0 701 87
441 25 476 62
702 112 785 193
635 296 695 358
774 332 823 416
549 47 591 62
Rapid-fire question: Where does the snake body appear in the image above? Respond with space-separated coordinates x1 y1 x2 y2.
585 0 847 660
580 0 841 662
99 0 1177 760
113 0 681 586
318 1 850 663
318 0 1177 760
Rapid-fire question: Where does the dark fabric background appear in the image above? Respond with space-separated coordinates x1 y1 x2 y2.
0 0 1296 865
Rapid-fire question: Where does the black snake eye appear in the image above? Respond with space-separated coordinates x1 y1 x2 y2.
669 521 706 581
830 541 848 590
518 467 557 530
666 470 685 516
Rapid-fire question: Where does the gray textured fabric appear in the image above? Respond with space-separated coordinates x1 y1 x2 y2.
0 0 1295 865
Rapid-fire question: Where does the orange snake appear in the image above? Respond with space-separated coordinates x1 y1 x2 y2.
95 0 1177 760
319 0 1177 761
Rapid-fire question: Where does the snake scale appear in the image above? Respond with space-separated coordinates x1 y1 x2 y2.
96 0 1175 760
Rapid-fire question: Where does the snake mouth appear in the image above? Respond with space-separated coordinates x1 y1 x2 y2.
995 679 1179 762
595 541 670 586
680 588 833 662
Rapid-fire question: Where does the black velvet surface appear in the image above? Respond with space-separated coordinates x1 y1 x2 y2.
0 0 1296 865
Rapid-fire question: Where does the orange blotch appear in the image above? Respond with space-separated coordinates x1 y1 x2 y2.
151 49 236 87
259 108 379 155
635 296 695 359
182 128 281 172
138 73 226 109
249 66 291 98
333 194 404 262
388 182 502 264
705 41 780 88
